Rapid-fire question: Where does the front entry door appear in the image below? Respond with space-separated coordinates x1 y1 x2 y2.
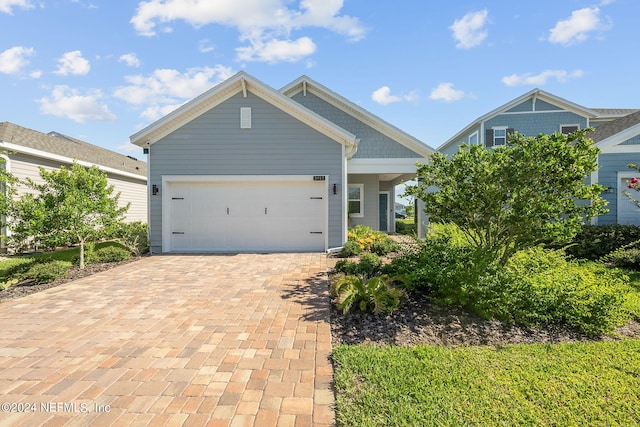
379 192 389 232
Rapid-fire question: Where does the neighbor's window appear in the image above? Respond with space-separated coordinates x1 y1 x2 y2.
493 128 507 146
485 127 513 147
469 131 479 145
560 124 579 134
348 184 364 217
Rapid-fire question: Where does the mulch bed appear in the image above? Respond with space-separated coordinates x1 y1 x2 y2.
0 258 141 302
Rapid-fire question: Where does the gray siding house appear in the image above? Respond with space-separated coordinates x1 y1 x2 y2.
438 89 640 225
0 122 147 235
130 72 434 254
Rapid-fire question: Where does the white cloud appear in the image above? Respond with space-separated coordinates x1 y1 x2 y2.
113 65 234 121
198 39 215 53
37 85 116 123
371 86 418 105
0 46 34 74
236 36 316 63
0 0 33 14
119 53 141 67
502 69 584 86
548 7 609 45
449 10 489 49
54 50 90 75
130 0 366 63
429 83 464 102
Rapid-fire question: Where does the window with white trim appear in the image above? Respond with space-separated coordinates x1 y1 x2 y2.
485 127 514 147
348 184 364 217
469 131 478 145
560 124 579 134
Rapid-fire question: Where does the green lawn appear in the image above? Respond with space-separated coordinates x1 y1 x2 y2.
333 340 640 426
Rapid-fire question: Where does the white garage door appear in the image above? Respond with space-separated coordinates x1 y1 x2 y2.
164 177 327 252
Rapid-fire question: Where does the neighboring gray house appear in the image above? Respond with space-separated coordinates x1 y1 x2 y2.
438 89 640 225
0 122 148 231
130 71 434 253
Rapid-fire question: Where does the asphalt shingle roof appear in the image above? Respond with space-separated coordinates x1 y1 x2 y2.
0 122 146 178
588 111 640 143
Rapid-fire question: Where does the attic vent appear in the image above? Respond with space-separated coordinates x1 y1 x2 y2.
240 107 252 129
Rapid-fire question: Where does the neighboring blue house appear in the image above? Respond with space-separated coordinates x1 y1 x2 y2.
130 72 434 253
438 89 640 225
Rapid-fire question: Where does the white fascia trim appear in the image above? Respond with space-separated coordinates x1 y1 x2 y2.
347 158 425 174
597 123 640 152
0 141 146 182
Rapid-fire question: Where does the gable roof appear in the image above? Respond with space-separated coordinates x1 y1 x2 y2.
280 75 434 158
438 88 601 151
587 110 640 154
130 71 359 157
0 122 146 180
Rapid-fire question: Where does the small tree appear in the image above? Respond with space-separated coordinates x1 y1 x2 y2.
11 162 129 268
405 130 607 264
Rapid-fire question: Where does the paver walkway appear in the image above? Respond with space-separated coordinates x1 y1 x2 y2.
0 253 334 426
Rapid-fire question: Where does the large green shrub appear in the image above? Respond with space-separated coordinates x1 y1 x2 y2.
95 246 131 263
384 237 630 336
562 224 640 260
405 131 607 265
26 260 70 285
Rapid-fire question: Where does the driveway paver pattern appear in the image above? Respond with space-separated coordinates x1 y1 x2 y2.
0 253 334 426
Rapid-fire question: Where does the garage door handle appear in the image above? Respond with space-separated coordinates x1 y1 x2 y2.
227 208 229 215
265 207 267 215
310 232 323 234
172 197 184 200
172 232 185 235
310 197 323 199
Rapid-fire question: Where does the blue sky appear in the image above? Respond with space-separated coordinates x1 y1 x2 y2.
1 0 637 160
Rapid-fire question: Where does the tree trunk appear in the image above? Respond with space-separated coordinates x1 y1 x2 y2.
79 238 85 270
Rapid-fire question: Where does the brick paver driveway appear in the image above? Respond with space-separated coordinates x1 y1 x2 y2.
0 253 334 426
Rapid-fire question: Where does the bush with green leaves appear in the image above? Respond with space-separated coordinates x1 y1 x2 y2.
340 240 363 258
382 235 492 296
345 225 400 256
105 221 149 256
25 260 70 285
604 248 640 270
94 246 131 263
560 224 640 260
331 274 408 314
383 235 630 336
